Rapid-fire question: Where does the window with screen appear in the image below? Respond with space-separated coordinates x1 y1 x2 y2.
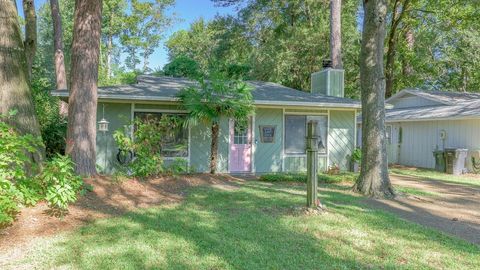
134 112 188 157
284 115 328 155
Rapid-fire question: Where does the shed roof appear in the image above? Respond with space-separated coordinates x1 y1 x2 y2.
51 75 361 109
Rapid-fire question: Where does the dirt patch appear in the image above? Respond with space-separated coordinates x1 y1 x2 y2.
365 174 480 246
0 174 243 251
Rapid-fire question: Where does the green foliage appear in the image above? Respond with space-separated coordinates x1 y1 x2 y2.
0 116 42 226
31 77 67 157
351 148 362 163
178 74 254 128
37 155 85 211
259 172 359 184
163 55 200 78
113 115 187 178
164 158 190 175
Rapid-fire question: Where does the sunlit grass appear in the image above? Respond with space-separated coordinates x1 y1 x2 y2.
4 181 479 270
390 167 480 187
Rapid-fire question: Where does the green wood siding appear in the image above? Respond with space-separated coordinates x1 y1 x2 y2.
96 102 131 174
284 156 327 173
253 108 283 173
328 110 355 170
189 117 229 173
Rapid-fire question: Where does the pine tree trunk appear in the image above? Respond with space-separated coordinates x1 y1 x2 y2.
49 0 68 116
0 0 44 163
210 122 219 174
22 0 36 79
354 0 395 198
330 0 342 69
66 0 102 176
402 27 414 77
106 34 112 80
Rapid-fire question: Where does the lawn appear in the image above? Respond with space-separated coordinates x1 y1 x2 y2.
3 180 479 270
390 167 480 187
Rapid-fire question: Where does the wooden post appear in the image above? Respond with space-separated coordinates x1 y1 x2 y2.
307 120 319 208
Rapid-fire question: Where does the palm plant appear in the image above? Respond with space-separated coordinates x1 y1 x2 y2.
178 74 254 174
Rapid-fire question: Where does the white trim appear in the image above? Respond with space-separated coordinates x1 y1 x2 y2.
282 108 285 172
251 116 256 174
51 91 361 109
327 110 331 168
386 89 452 106
387 116 480 123
353 110 357 149
187 124 191 171
283 112 328 116
130 103 135 138
134 108 188 113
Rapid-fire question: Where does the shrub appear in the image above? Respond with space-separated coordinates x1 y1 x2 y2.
37 155 85 211
259 172 359 184
0 115 43 226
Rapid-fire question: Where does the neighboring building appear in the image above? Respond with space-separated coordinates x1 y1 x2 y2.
53 68 360 174
358 89 480 171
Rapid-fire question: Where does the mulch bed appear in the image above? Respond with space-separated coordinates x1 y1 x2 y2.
0 174 243 251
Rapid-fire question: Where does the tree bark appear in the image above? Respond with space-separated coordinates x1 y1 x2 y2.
402 27 414 77
0 0 44 163
49 0 68 116
66 0 103 176
330 0 342 69
22 0 36 80
210 122 219 174
106 33 112 80
385 0 410 98
353 0 395 198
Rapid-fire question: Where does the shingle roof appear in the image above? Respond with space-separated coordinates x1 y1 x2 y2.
52 75 361 109
384 89 480 122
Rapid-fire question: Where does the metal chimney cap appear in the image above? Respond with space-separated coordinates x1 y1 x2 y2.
322 60 333 69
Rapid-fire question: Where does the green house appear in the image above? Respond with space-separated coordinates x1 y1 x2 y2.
52 68 360 174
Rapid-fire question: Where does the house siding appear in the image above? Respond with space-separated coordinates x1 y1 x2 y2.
253 108 283 173
95 102 357 174
393 119 480 170
328 110 356 170
96 102 131 174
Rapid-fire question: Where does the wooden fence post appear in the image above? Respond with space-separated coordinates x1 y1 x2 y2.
307 120 319 208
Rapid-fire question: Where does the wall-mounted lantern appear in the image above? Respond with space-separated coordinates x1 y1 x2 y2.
98 104 109 133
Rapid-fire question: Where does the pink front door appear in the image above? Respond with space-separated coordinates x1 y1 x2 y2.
229 120 252 172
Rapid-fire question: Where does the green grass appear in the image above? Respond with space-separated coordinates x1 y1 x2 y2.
259 172 358 184
394 186 440 197
4 181 479 270
390 167 480 187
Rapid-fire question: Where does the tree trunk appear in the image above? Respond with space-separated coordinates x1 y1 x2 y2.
385 0 410 98
402 27 414 77
106 34 112 80
49 0 69 116
66 0 103 176
0 0 44 163
210 122 219 174
330 0 342 69
22 0 36 80
353 0 395 198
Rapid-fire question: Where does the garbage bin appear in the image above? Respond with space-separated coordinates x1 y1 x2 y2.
433 150 445 173
445 148 468 175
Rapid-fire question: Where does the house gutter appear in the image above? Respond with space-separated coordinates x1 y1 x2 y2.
52 92 361 109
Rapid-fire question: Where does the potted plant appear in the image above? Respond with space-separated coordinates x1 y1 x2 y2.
350 148 362 173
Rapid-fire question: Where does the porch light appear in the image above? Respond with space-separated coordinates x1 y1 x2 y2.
98 104 109 133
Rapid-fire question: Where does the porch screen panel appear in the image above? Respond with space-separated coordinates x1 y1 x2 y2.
134 112 188 157
307 115 328 154
285 115 306 154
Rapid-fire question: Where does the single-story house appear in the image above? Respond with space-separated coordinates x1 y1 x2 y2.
53 68 360 174
358 89 480 171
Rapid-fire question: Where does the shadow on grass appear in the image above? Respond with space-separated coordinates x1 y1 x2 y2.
49 181 478 270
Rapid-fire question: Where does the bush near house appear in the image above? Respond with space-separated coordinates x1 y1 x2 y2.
0 116 86 227
259 172 358 184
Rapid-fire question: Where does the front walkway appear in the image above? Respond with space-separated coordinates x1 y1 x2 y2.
366 174 480 245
